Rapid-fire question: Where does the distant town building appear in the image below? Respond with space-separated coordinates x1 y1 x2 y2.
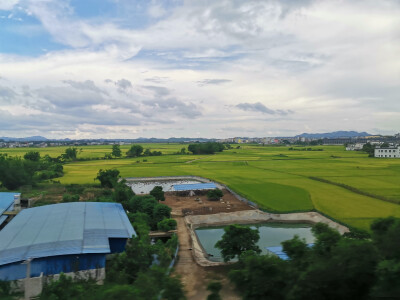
374 146 400 158
346 143 365 151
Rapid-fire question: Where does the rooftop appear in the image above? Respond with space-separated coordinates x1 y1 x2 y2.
0 202 135 266
0 192 19 227
173 182 217 191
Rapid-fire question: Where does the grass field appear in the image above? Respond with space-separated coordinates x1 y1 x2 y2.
2 144 400 229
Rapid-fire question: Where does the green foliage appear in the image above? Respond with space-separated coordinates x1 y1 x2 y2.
188 142 224 154
343 227 371 240
157 218 177 231
162 275 186 300
229 252 289 300
0 280 12 298
126 144 144 157
111 144 122 158
207 281 222 300
61 147 78 161
362 142 375 157
153 204 172 227
24 151 41 161
62 193 80 202
0 154 36 189
95 169 120 188
207 188 223 200
144 148 162 156
215 224 261 262
150 185 165 201
229 219 400 299
371 217 400 260
113 179 135 205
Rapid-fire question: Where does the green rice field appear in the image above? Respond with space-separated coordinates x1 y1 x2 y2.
2 144 400 229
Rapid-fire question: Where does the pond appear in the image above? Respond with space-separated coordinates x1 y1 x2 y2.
195 223 315 262
127 180 202 194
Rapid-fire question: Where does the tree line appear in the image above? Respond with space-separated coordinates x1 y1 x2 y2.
215 218 400 299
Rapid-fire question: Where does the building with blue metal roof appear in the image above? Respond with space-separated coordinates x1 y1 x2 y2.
173 182 217 191
0 202 135 281
0 192 20 228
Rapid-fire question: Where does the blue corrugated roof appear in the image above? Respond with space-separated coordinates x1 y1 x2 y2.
173 183 217 191
0 202 136 266
0 193 19 227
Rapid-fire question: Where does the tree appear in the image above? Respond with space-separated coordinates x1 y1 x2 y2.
112 144 122 158
143 148 152 156
229 252 289 300
188 142 225 155
362 143 375 157
162 275 186 300
95 169 120 188
157 218 177 231
0 154 36 190
126 145 143 157
62 147 78 160
113 180 135 205
207 281 222 300
207 188 223 200
150 186 165 202
152 204 172 227
24 151 41 161
215 225 261 262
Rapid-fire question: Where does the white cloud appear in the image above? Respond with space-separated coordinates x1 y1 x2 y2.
0 0 399 138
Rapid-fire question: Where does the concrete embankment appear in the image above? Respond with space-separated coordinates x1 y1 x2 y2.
185 210 349 267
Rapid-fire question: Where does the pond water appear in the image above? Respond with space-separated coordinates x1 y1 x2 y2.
195 223 314 262
127 180 202 194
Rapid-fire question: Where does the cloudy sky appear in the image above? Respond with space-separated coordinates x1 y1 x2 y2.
0 0 399 139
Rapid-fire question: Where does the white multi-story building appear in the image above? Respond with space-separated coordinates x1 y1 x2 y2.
374 147 400 158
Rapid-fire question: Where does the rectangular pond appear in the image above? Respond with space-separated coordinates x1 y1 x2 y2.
127 180 202 194
195 223 315 262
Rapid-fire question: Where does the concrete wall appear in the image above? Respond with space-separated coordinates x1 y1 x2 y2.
10 268 105 299
185 210 349 267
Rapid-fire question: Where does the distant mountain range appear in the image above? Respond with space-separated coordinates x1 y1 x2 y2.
0 136 214 143
295 131 371 139
0 131 374 142
0 136 53 142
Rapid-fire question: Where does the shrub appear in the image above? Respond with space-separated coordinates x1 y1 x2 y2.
157 218 177 231
207 189 223 201
62 194 80 202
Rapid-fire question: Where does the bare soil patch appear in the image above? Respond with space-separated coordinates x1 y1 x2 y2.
164 188 254 216
164 189 252 299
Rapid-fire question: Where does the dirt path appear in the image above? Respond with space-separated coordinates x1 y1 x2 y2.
172 215 240 300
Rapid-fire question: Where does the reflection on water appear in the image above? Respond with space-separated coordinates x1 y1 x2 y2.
195 223 315 262
127 180 202 194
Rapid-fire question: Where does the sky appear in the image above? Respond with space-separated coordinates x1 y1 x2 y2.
0 0 399 139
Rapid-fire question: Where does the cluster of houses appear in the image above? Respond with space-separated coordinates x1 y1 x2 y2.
346 142 400 159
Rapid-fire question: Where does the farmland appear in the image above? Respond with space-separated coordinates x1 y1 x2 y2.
2 144 400 229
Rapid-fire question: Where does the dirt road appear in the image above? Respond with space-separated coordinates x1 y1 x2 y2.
172 215 240 300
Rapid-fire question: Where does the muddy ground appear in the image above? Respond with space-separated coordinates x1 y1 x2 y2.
164 189 253 299
164 189 254 216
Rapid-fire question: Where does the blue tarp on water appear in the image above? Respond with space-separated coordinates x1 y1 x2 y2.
173 183 217 191
0 202 136 266
267 243 314 261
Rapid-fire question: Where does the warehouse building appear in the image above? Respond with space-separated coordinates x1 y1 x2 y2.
0 202 135 296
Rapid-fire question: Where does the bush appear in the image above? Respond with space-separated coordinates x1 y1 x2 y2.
96 169 120 188
62 194 80 202
207 189 223 201
157 218 177 231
